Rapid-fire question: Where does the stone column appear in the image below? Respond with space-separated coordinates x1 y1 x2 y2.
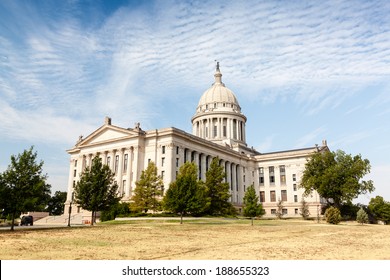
117 148 124 196
231 163 236 202
200 154 206 181
125 147 133 198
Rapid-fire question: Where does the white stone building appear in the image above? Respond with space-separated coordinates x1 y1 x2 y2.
65 63 328 219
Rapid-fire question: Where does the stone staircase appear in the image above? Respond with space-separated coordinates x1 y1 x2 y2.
34 213 92 225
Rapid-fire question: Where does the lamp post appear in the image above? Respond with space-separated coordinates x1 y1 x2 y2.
316 193 320 223
67 192 74 227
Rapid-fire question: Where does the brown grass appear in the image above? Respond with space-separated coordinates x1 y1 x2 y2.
1 219 389 260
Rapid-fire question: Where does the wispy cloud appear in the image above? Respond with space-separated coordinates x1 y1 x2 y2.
294 127 327 149
0 0 389 141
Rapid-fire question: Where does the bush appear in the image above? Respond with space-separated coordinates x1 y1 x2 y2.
325 206 341 224
100 202 132 222
356 208 369 225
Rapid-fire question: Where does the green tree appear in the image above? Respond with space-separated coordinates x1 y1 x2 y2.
74 155 121 225
163 162 208 224
47 191 67 216
0 147 51 230
368 196 390 224
243 185 264 225
275 199 285 219
299 198 310 220
356 208 369 225
204 157 232 215
325 206 341 224
132 161 163 213
300 150 374 208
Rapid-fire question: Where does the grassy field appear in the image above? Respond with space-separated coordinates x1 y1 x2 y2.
1 218 389 260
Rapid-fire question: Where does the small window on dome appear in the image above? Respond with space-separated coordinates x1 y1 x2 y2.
223 103 225 107
214 103 217 108
206 105 208 110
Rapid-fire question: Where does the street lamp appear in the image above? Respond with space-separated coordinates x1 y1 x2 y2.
316 192 320 223
67 192 74 227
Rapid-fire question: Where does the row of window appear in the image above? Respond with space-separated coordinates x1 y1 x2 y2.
260 190 300 203
269 208 300 215
259 166 296 186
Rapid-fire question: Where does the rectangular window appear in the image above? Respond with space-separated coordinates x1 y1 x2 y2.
293 184 297 191
279 165 285 173
282 209 288 215
115 155 119 172
74 160 77 167
260 191 265 203
281 190 287 202
223 126 227 137
176 158 179 167
73 169 77 177
280 175 286 185
162 157 165 167
270 191 276 202
233 120 237 139
161 171 165 179
293 174 296 181
162 146 165 154
213 125 217 138
259 167 264 174
295 208 299 215
269 166 275 184
176 146 179 154
123 154 128 172
243 175 246 183
106 156 111 167
271 209 276 215
294 195 298 203
259 176 264 185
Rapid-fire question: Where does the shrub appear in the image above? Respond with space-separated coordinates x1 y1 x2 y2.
325 206 341 224
356 208 369 225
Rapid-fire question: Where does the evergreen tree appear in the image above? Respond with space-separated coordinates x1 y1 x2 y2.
205 157 232 215
275 199 285 219
132 161 163 213
325 206 341 224
356 208 369 225
299 198 310 220
163 162 208 224
74 155 121 225
0 147 51 231
243 185 264 225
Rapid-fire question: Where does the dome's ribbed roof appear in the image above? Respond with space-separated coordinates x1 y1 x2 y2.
197 63 240 109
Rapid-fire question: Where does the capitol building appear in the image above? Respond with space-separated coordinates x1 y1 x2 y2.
65 63 327 219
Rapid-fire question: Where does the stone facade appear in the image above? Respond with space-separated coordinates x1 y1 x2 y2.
65 64 328 218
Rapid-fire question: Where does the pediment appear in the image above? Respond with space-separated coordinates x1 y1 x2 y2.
77 125 138 147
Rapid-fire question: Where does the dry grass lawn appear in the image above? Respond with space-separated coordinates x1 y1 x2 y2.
1 218 389 260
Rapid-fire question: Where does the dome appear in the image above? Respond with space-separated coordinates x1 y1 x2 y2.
192 62 247 147
196 63 241 112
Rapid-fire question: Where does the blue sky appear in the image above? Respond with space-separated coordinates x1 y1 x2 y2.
0 0 389 204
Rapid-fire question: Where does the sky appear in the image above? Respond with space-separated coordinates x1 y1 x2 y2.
0 0 389 204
